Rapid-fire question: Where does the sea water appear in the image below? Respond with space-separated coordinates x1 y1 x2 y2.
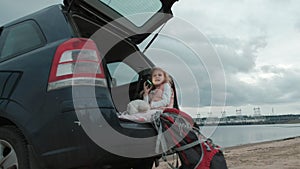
199 123 300 148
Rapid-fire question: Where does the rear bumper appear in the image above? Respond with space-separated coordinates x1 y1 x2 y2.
30 108 158 169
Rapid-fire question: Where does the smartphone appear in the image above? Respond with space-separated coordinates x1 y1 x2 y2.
146 79 153 86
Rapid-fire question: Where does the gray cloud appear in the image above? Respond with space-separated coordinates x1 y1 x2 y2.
210 36 267 74
226 65 300 106
295 21 300 32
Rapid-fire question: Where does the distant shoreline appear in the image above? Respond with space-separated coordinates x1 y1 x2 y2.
224 136 300 149
198 121 300 126
195 114 300 126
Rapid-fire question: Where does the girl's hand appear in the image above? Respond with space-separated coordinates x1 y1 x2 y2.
143 81 153 95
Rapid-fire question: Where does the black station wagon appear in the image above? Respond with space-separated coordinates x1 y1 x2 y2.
0 0 179 168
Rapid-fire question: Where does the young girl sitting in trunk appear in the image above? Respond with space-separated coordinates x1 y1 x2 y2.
143 67 174 110
118 67 174 122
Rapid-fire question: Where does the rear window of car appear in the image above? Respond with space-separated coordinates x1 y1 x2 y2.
0 20 45 61
100 0 162 26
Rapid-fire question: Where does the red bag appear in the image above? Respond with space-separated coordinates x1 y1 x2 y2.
154 108 228 169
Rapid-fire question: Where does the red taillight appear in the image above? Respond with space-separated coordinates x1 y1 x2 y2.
48 38 107 91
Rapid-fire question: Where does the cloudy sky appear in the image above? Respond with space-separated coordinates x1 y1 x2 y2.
1 0 300 117
145 0 300 117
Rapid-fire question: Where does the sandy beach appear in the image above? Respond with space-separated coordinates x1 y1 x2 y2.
153 137 300 169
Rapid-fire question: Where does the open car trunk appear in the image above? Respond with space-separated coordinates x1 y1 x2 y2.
63 0 179 159
64 0 179 110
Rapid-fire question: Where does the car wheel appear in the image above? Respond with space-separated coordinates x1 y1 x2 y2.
0 126 30 169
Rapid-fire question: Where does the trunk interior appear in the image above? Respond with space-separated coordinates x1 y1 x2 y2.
69 11 178 138
70 12 178 111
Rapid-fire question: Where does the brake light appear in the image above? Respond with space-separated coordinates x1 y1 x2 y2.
48 38 107 91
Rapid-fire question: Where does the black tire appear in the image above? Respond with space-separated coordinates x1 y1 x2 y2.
0 125 30 169
210 152 228 169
